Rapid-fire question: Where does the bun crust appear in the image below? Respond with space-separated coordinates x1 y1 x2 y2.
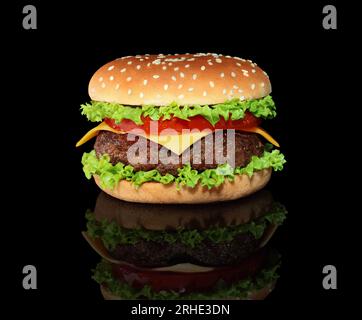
89 53 271 106
94 168 272 204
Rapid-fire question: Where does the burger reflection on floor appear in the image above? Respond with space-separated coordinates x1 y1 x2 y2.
83 190 287 300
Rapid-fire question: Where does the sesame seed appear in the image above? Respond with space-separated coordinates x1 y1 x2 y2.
143 79 148 85
178 84 183 89
136 65 141 70
236 63 241 67
115 84 120 90
241 69 248 73
192 74 197 80
238 89 243 93
208 61 213 66
222 89 227 95
240 96 245 100
139 92 144 98
162 66 167 70
225 55 231 58
126 76 132 82
200 65 206 71
233 85 238 89
188 87 194 92
174 67 179 71
127 61 133 65
147 63 151 67
171 76 177 81
215 58 222 63
209 81 215 88
251 69 256 73
164 84 169 91
153 75 160 79
144 56 149 60
231 72 236 77
178 94 184 99
120 68 126 73
251 83 256 90
98 77 103 82
261 82 265 87
220 72 225 78
101 82 106 88
263 71 269 77
107 65 114 71
185 64 190 68
250 63 256 67
168 62 173 66
203 91 207 96
109 76 114 81
187 58 195 61
180 72 185 78
152 59 161 65
127 89 132 95
139 58 144 61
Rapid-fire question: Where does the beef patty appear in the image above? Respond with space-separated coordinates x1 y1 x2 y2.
94 130 264 175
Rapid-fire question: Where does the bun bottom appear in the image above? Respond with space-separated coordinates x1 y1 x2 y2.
94 168 272 204
100 281 276 300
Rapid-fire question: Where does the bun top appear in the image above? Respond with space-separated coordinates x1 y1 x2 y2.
94 190 274 231
89 53 271 106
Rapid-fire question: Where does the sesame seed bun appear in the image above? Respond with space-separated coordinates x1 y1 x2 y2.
93 168 271 204
89 53 271 106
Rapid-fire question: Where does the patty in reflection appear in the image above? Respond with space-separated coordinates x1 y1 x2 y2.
85 190 286 267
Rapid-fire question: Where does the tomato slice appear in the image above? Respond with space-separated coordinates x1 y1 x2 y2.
111 249 266 293
105 112 261 135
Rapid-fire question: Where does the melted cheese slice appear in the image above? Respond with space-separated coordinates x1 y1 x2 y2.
76 121 280 154
76 122 211 155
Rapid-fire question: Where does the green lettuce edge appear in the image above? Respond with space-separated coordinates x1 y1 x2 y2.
80 95 277 126
81 148 286 190
86 203 287 250
92 259 280 300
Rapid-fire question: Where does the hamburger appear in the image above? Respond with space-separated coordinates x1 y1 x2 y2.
77 53 285 203
84 190 287 299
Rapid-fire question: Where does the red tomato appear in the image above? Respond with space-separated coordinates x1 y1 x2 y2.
111 249 266 293
105 112 261 135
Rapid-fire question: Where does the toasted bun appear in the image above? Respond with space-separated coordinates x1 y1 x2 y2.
94 168 271 204
94 189 274 230
100 281 275 300
89 53 271 106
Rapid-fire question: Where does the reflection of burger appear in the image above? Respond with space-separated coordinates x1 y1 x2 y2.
77 53 285 203
84 190 287 299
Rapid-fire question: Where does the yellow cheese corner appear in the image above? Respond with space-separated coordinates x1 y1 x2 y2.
76 122 280 154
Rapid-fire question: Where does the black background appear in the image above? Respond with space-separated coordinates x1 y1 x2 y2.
2 0 355 312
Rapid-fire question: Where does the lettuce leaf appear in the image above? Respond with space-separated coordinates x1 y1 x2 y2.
86 203 287 249
81 95 276 126
92 259 280 300
81 149 286 190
